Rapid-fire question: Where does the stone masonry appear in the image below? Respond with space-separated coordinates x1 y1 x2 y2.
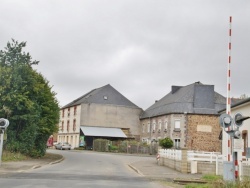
186 114 221 152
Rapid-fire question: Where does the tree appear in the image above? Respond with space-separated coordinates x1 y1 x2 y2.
0 39 59 157
159 137 173 149
240 94 249 99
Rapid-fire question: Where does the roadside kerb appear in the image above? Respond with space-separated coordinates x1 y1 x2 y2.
128 164 143 175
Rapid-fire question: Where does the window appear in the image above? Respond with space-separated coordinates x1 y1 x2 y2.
67 120 70 132
103 96 108 100
73 119 76 131
242 130 248 156
153 122 156 131
142 124 145 133
174 120 181 131
147 123 150 133
174 139 180 149
62 109 65 118
61 121 64 131
158 121 162 130
165 121 168 129
67 108 70 117
164 121 168 132
74 106 77 115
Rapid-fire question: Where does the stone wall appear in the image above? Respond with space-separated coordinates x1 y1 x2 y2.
158 157 224 175
158 157 181 172
242 164 250 177
186 114 222 152
140 114 221 152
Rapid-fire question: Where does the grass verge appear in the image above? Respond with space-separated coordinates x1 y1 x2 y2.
2 150 29 162
2 150 63 162
184 174 250 188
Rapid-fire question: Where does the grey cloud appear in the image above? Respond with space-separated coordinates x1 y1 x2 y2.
1 0 250 109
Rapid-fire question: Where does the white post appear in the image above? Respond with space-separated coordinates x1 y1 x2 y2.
216 155 218 175
0 130 4 166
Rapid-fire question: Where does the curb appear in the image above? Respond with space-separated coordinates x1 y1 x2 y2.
32 165 42 169
128 164 143 176
31 157 64 170
49 157 65 165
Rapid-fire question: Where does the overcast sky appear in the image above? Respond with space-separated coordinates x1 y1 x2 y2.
1 0 249 110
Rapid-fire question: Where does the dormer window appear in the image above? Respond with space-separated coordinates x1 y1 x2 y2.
103 96 108 100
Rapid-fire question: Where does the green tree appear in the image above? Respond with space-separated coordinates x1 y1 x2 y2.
159 137 173 149
0 39 59 157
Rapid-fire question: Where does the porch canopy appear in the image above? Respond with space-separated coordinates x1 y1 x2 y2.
80 126 127 138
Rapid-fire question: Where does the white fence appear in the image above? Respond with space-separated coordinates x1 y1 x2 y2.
158 149 225 175
158 149 182 160
159 149 225 162
187 151 225 163
242 156 250 165
159 149 250 176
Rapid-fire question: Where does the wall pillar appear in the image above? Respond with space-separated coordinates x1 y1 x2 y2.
181 148 188 173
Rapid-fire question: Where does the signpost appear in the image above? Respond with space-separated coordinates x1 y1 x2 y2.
219 113 250 180
0 118 9 166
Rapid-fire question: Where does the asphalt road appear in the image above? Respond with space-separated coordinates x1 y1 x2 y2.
0 150 167 188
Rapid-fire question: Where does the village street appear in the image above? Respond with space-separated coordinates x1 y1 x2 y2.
0 149 170 188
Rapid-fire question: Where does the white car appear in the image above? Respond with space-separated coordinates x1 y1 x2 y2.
55 142 71 150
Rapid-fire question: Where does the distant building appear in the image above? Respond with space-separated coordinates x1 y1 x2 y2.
57 84 143 148
140 82 226 152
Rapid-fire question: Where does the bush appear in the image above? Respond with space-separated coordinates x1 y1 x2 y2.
159 137 173 149
109 145 118 151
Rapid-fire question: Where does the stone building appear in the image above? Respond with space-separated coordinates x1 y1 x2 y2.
57 84 143 148
140 82 226 152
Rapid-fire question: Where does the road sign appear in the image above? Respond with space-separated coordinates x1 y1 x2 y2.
234 139 244 152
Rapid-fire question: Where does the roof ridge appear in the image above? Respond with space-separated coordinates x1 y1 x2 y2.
62 84 141 109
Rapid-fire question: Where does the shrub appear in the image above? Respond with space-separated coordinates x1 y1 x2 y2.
159 137 173 149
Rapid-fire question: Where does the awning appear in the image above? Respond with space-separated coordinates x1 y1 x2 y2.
80 126 127 138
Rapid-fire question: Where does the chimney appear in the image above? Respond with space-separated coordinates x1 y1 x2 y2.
172 86 182 94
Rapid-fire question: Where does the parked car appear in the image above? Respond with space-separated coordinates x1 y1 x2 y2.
55 142 71 150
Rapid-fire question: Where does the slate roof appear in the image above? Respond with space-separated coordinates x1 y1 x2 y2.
218 97 250 113
62 84 140 109
140 82 226 119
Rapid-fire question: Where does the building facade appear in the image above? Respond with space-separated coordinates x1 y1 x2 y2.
140 82 226 152
57 84 143 148
57 104 82 148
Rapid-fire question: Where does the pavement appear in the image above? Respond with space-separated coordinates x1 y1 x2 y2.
0 152 203 187
129 159 202 182
0 155 64 174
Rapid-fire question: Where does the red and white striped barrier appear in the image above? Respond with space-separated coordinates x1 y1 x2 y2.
226 16 232 163
156 154 160 161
